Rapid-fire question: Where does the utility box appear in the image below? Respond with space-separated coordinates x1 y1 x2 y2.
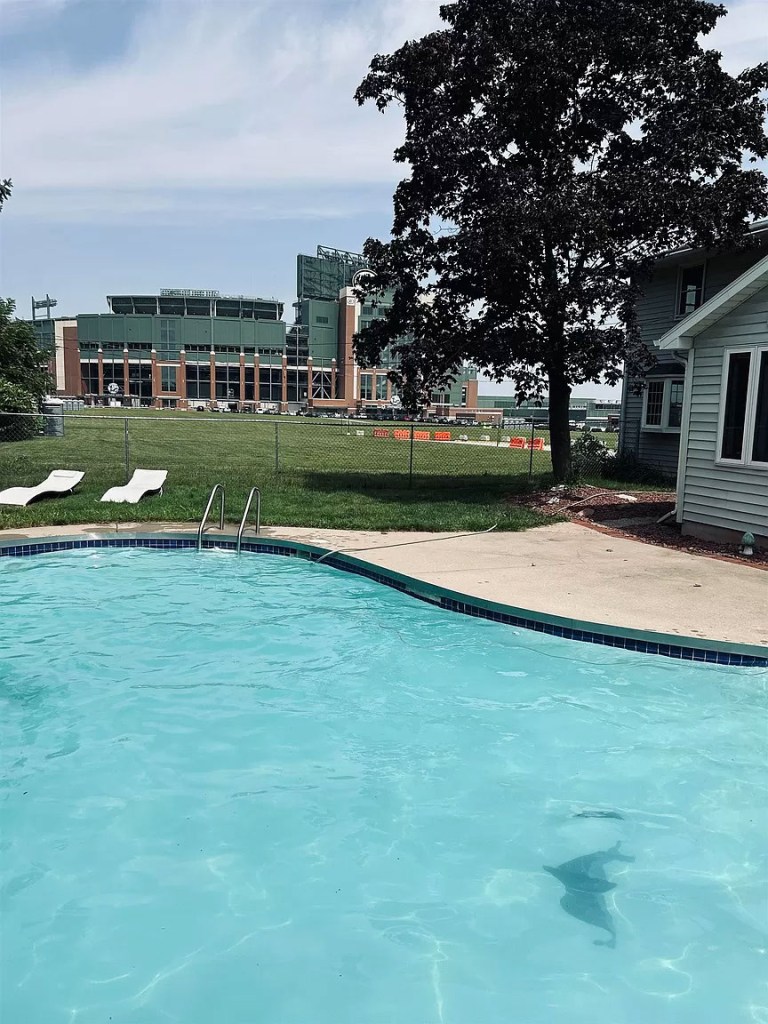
42 398 64 437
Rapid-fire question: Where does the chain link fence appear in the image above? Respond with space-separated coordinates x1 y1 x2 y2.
0 410 617 520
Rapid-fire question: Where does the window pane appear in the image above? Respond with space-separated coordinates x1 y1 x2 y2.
376 376 387 400
161 367 176 392
80 361 99 394
678 265 704 316
751 351 768 463
360 373 372 401
645 381 664 426
721 352 751 460
668 380 684 427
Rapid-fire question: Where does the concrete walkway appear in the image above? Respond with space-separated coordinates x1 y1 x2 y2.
1 521 765 648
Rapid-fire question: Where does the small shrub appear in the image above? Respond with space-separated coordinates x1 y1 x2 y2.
0 381 40 442
570 429 610 480
602 449 672 486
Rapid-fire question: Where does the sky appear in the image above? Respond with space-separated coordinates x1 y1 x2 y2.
1 0 766 398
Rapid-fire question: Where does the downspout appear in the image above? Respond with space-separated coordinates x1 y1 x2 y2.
618 367 630 454
672 348 693 525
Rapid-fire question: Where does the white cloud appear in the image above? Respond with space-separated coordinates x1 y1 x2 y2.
0 0 72 33
2 0 764 225
702 1 768 74
2 0 444 215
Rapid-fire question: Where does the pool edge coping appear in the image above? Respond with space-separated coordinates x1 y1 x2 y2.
1 529 766 667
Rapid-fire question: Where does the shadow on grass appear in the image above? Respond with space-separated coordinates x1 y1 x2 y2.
293 469 553 501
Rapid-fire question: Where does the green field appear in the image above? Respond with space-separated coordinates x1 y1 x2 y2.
0 410 614 533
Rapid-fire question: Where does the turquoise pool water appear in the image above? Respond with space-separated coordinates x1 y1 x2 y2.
1 548 766 1024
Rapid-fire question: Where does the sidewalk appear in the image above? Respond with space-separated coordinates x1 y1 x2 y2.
262 522 768 649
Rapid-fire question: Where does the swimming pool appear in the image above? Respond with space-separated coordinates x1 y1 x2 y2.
1 548 766 1024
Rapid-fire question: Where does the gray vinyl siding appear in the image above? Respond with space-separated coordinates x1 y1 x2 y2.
681 286 768 537
621 242 768 476
621 266 685 475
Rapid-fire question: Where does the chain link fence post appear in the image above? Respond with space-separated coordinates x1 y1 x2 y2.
527 418 536 483
124 417 130 483
408 422 415 488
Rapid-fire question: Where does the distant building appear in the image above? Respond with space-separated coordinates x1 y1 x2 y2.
33 245 479 415
476 395 621 430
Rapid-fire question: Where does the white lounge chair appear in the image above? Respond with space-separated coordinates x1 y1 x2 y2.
100 469 167 504
0 469 84 506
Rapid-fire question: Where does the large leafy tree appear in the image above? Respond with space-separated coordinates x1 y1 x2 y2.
0 298 52 439
0 181 52 438
354 0 768 479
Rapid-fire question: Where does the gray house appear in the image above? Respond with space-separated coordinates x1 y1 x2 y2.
654 254 768 544
619 222 768 478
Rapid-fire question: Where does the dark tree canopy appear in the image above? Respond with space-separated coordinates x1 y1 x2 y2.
0 298 51 436
354 0 768 479
0 183 52 433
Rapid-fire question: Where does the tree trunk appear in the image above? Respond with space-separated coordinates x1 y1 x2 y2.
547 367 572 482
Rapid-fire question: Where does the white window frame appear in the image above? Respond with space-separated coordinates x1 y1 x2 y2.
674 261 707 320
715 345 768 470
641 376 684 432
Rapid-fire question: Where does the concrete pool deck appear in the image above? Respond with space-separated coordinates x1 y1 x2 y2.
1 520 765 649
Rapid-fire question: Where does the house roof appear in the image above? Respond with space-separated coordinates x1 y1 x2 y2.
653 218 768 266
656 254 768 351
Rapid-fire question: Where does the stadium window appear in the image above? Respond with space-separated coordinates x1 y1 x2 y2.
128 363 153 400
361 305 374 316
160 367 177 393
160 319 177 345
376 375 387 400
215 363 240 400
259 366 282 402
244 367 255 401
315 316 329 324
360 373 373 400
185 363 211 400
102 360 124 393
80 361 99 394
677 265 705 317
642 378 684 431
312 370 333 400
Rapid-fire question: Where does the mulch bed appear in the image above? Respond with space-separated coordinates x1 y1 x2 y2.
509 484 768 568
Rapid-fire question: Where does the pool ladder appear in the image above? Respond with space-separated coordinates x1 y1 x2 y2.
197 483 261 553
197 483 225 550
236 487 261 554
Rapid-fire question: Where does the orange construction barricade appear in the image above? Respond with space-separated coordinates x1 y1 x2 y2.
509 436 526 449
373 428 390 438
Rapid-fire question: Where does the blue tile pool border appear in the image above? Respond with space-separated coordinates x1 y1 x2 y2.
1 532 766 668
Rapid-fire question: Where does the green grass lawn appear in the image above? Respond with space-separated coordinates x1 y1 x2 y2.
0 411 562 532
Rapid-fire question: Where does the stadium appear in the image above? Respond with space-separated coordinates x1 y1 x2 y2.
37 245 479 418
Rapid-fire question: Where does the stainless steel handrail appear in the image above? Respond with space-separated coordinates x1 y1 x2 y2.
197 483 225 550
236 486 261 553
